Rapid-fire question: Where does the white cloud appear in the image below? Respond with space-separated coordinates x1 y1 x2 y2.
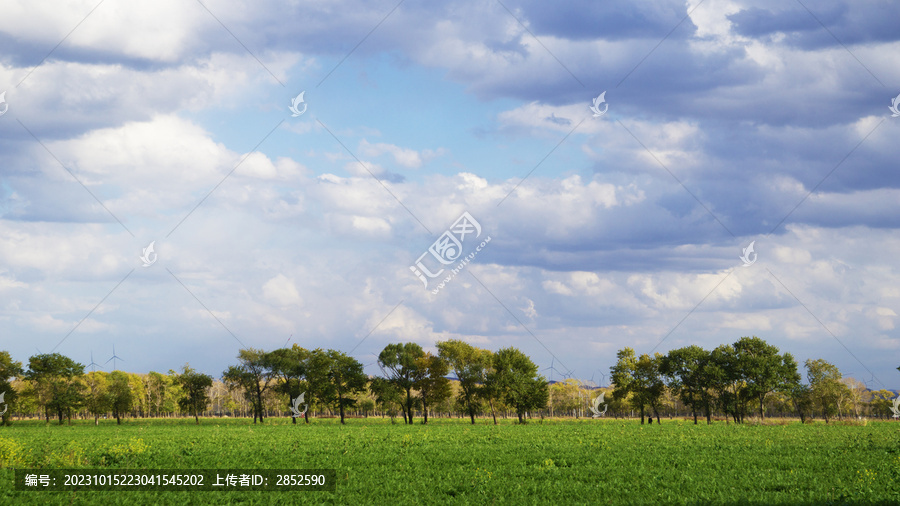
262 274 302 307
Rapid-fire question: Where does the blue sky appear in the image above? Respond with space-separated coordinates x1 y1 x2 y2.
0 0 898 389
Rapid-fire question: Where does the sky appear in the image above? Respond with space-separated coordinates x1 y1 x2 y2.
1 0 898 389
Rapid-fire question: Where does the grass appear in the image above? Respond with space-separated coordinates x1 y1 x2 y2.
1 417 898 504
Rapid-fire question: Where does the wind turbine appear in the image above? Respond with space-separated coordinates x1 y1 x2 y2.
541 358 556 383
105 345 124 371
87 351 103 373
590 370 607 389
542 358 571 384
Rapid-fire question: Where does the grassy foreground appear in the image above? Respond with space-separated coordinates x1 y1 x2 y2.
1 417 898 505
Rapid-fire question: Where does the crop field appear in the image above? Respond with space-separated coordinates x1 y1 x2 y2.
1 418 898 505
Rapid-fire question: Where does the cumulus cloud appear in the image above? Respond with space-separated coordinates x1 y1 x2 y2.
0 0 896 385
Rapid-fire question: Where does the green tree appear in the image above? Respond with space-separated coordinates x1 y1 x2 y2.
265 345 309 424
303 348 334 420
868 389 898 419
106 371 133 425
369 377 404 423
788 382 813 423
147 371 177 417
611 348 665 424
378 343 424 424
550 379 582 417
707 344 744 423
358 398 376 417
732 336 800 420
660 345 712 425
222 348 273 424
805 359 849 423
635 353 665 424
486 347 548 424
413 352 451 424
437 339 492 424
26 353 86 425
0 351 24 426
174 364 213 424
319 350 367 424
82 371 110 425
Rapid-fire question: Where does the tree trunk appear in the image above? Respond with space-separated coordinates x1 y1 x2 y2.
405 389 413 425
489 398 498 425
255 383 265 424
640 406 645 425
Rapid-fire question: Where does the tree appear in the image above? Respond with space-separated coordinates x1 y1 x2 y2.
358 398 376 417
661 345 713 425
805 359 848 423
222 348 273 423
707 344 744 423
611 348 640 421
369 377 404 423
486 347 548 423
25 353 86 425
378 343 424 424
868 389 899 419
0 351 24 426
437 340 493 424
550 379 582 417
82 371 110 425
611 348 665 424
106 371 133 425
732 336 800 420
303 348 334 421
413 352 451 424
635 353 665 424
265 345 309 424
315 350 367 424
841 377 867 418
174 365 213 424
788 383 813 423
146 371 177 417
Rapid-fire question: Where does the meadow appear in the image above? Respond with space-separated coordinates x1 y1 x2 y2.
0 417 898 505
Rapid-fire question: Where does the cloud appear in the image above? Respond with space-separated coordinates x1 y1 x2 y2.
262 274 302 307
0 0 897 385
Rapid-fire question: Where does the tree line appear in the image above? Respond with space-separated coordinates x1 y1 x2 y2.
0 337 896 426
611 337 898 424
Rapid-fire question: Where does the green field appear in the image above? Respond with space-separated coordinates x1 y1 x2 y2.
1 417 899 504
